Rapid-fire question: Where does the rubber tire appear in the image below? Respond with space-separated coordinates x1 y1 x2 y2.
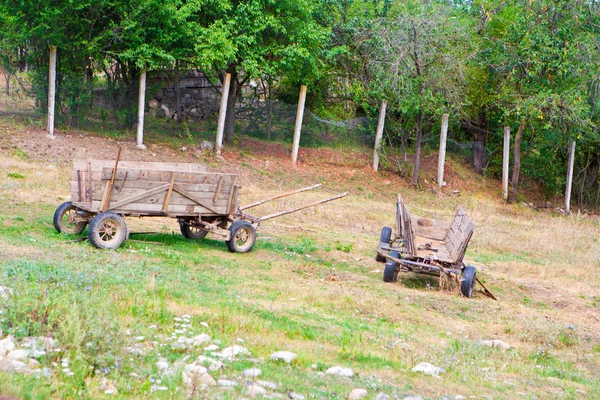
226 221 256 253
375 226 393 262
53 201 87 234
88 212 127 250
180 220 209 240
461 265 477 298
383 251 400 283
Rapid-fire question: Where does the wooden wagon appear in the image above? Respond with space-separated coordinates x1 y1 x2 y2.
53 153 346 252
375 194 491 299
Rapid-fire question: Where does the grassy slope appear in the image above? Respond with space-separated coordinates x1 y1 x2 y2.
0 126 599 399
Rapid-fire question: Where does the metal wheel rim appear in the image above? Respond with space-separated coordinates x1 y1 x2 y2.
61 208 84 234
98 220 120 243
233 226 253 251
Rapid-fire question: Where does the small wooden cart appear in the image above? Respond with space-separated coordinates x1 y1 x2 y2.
376 194 491 299
54 155 346 252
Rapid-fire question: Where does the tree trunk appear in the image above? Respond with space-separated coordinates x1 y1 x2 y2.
224 67 238 144
4 73 10 95
507 120 526 204
174 62 183 122
473 111 487 174
412 112 424 186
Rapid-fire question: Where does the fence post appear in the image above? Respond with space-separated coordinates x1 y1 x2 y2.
136 69 147 150
215 73 231 155
502 126 510 200
373 100 387 172
565 140 576 214
47 46 57 139
437 114 449 188
292 85 307 166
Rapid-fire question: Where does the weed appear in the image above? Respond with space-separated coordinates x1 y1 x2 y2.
7 172 25 179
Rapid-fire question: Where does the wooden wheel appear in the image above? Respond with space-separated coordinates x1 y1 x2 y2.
226 221 256 253
53 201 87 235
88 212 127 250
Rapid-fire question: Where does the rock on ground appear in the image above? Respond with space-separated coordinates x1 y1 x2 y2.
348 388 368 400
243 368 262 378
326 366 354 378
246 383 267 397
215 345 249 360
270 351 297 363
374 393 391 400
412 362 446 377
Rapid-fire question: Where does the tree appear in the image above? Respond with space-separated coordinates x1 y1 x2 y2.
368 0 472 185
192 0 329 144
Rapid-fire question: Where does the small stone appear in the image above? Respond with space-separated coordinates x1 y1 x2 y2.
7 349 29 360
193 334 211 347
0 358 14 372
246 383 267 397
257 380 277 390
374 393 391 400
339 368 354 378
27 358 41 369
481 340 510 351
204 344 219 352
198 373 217 386
348 388 367 400
412 362 446 376
218 379 237 387
0 336 15 356
311 364 318 370
10 360 27 371
150 384 168 392
289 392 305 400
155 359 169 371
216 345 249 360
271 351 297 363
403 396 423 400
325 366 342 375
243 368 262 378
135 336 145 342
200 141 214 151
0 286 13 300
455 396 467 400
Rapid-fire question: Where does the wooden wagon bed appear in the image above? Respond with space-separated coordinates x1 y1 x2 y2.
70 160 239 217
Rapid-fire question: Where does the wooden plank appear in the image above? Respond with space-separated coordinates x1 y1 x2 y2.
213 177 223 204
108 183 170 210
89 201 227 215
76 160 208 173
77 170 83 202
88 180 233 202
102 147 121 212
172 184 219 213
86 161 92 203
162 174 175 212
98 181 111 212
93 179 233 194
100 168 235 183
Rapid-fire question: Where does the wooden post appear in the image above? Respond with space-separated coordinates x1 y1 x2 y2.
136 69 147 150
215 73 231 155
437 113 449 188
565 140 576 214
502 126 510 200
47 46 57 138
373 100 387 172
291 85 307 166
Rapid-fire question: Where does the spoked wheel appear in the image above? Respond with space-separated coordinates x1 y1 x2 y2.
179 219 209 240
375 226 392 262
383 250 400 282
53 201 87 234
226 221 256 253
460 265 477 298
88 212 127 249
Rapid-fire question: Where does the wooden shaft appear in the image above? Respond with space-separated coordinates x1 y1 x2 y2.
47 46 57 137
102 146 122 212
162 174 175 212
136 69 147 147
565 140 576 214
216 73 231 155
437 114 449 188
502 126 510 200
373 100 387 172
239 183 322 211
292 85 307 165
258 192 347 222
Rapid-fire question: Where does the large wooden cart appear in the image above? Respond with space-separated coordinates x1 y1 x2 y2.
54 155 346 252
375 194 491 299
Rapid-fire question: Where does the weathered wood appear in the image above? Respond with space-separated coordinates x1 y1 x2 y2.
258 192 348 222
172 184 219 213
74 160 207 173
136 69 147 148
565 140 575 214
216 73 231 155
88 201 223 215
437 113 449 188
100 168 234 184
373 99 387 172
162 174 176 212
47 46 57 137
292 85 307 165
213 177 223 204
102 147 121 212
502 126 510 200
85 161 92 203
108 183 170 210
239 183 322 211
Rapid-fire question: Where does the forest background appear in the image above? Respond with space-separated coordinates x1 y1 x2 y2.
2 0 600 208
